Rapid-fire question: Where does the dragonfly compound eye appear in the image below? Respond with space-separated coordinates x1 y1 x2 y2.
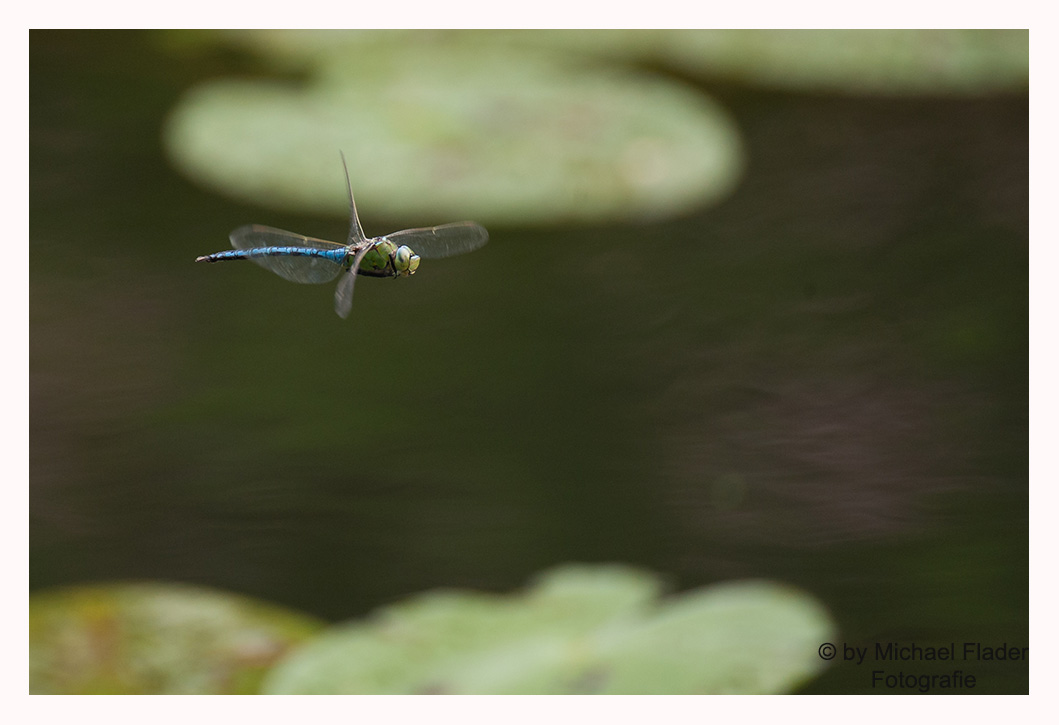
394 245 419 276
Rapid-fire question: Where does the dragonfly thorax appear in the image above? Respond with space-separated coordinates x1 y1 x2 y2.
356 239 421 278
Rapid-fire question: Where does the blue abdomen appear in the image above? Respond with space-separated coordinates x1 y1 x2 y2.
198 247 348 264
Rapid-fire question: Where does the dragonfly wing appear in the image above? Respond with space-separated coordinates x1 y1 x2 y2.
339 151 368 247
230 225 347 284
333 244 373 319
382 222 489 259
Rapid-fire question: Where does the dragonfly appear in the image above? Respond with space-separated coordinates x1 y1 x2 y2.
196 152 489 319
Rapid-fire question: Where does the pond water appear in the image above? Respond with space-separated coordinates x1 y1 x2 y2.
30 31 1027 693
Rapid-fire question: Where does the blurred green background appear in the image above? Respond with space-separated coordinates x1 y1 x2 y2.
30 30 1027 693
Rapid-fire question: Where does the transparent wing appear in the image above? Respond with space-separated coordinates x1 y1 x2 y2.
339 151 368 246
382 222 489 260
333 244 373 319
230 225 348 284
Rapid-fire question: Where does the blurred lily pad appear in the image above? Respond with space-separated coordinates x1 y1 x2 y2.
175 29 1028 96
263 565 835 694
657 29 1028 95
29 582 324 694
451 29 1028 95
163 40 744 226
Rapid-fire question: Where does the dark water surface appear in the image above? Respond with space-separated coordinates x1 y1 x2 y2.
30 31 1027 693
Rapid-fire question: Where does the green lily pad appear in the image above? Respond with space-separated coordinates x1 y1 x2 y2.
163 41 744 226
263 565 835 694
180 29 1027 95
29 582 324 694
656 29 1028 95
449 29 1028 95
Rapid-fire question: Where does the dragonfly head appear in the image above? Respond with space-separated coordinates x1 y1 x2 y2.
394 245 421 276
